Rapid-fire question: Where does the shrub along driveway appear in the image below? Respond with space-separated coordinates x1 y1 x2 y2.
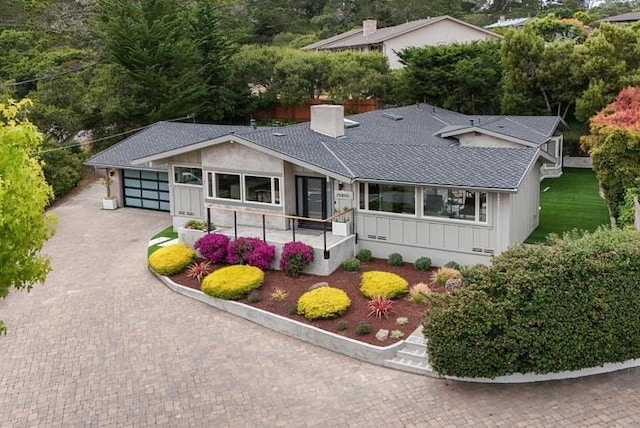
2 180 640 427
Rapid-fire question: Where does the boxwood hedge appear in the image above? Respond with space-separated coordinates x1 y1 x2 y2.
423 227 640 378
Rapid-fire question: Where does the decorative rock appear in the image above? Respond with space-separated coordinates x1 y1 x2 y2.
445 278 463 293
309 281 329 290
375 329 389 341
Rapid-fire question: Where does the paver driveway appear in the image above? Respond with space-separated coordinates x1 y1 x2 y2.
2 180 640 427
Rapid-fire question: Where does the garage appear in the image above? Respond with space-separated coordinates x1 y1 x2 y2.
122 169 170 211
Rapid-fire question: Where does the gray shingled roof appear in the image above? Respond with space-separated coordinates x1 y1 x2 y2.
302 28 362 50
594 11 640 23
86 104 559 190
85 122 267 170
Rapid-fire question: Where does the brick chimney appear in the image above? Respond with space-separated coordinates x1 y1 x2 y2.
310 105 344 138
363 19 377 37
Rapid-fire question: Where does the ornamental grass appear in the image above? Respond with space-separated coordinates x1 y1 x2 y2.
201 265 264 300
148 243 196 276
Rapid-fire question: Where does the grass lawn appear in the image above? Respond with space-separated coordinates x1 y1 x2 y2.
526 168 610 243
148 225 178 256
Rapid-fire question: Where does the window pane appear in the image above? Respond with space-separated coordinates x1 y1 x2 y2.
141 180 158 190
367 184 415 214
245 175 272 203
479 192 487 222
174 166 203 185
459 191 477 220
207 172 214 198
141 170 157 180
124 170 140 178
124 178 140 188
274 178 280 204
125 188 141 197
216 173 240 200
423 187 449 218
368 183 380 211
359 183 365 209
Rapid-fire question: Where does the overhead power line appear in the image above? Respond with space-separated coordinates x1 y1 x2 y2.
1 61 101 88
36 114 196 155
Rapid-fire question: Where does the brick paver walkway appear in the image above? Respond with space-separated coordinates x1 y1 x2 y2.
2 181 640 427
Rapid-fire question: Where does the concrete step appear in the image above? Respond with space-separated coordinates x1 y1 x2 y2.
398 347 427 360
384 356 434 376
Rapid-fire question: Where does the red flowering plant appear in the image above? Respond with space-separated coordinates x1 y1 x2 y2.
227 237 275 270
194 233 229 264
279 241 315 277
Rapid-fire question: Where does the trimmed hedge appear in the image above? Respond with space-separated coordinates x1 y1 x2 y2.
360 271 408 299
148 243 196 275
423 227 640 379
201 265 264 300
297 287 351 320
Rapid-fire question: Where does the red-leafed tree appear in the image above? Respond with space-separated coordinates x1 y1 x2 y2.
582 87 640 222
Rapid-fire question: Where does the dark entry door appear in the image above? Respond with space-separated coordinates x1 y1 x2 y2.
296 176 327 229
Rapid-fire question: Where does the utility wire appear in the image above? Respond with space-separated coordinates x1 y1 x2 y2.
1 61 101 88
35 114 196 155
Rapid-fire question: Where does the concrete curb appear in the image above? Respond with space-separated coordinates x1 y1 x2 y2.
151 269 640 383
153 270 405 367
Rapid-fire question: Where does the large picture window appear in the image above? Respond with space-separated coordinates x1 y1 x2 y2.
174 166 202 185
207 172 280 205
359 182 416 215
423 187 487 222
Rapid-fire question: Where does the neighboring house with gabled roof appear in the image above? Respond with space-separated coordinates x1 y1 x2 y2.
86 104 562 271
303 16 502 69
485 17 535 29
593 11 640 25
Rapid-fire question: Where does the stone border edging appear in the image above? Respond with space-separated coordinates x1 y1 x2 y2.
150 269 640 383
153 271 405 367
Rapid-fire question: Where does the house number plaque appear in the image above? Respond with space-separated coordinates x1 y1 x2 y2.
335 191 353 200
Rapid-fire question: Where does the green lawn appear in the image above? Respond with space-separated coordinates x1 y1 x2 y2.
148 225 178 256
526 168 610 243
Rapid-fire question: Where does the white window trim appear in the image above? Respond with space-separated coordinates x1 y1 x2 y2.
206 171 282 206
357 182 418 218
421 187 488 224
173 165 203 187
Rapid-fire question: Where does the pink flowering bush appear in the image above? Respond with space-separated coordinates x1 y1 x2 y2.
194 233 229 264
280 241 314 277
227 237 275 270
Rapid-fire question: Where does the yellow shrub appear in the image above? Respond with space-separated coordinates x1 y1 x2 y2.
359 271 408 299
434 267 462 287
409 282 432 304
201 265 264 300
297 287 351 320
148 243 196 275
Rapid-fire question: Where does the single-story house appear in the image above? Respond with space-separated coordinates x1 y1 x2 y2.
86 104 562 271
303 16 502 69
593 11 640 25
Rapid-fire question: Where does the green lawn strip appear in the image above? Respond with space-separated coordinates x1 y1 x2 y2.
526 168 610 243
148 225 178 256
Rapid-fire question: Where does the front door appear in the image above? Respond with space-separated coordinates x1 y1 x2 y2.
296 176 327 229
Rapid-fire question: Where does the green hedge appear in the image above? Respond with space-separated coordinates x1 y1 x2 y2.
423 227 640 378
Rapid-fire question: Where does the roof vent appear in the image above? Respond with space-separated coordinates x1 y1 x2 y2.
272 132 285 137
470 119 474 126
382 112 403 121
344 118 360 129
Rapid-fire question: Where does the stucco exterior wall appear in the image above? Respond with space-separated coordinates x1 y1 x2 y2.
457 133 524 148
383 20 500 69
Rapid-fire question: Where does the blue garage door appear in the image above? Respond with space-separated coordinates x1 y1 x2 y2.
123 169 170 211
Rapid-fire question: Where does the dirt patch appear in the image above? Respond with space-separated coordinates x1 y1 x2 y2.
170 259 443 346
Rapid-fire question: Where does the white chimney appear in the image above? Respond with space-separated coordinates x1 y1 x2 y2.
363 19 377 37
310 105 344 138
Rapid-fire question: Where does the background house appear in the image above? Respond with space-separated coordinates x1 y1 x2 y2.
303 16 502 69
87 104 561 269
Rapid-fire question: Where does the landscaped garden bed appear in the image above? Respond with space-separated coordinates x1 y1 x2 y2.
169 257 440 346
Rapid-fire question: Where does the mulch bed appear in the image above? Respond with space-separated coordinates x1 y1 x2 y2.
170 258 443 346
